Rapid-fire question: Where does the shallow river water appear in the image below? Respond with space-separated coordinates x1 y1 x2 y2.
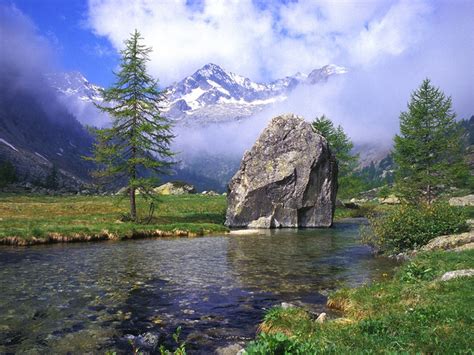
0 221 398 353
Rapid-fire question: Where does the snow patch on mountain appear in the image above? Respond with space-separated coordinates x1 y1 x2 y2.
0 138 18 152
46 71 103 104
46 63 347 127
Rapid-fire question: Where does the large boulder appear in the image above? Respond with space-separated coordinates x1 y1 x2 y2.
225 114 338 228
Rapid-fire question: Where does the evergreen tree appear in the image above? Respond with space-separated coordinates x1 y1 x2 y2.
88 30 174 221
45 164 59 189
312 115 360 197
393 79 466 204
0 160 17 187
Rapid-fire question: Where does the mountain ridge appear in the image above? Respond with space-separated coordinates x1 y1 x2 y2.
47 62 348 126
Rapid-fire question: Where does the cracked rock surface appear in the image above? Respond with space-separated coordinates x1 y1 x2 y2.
225 114 338 228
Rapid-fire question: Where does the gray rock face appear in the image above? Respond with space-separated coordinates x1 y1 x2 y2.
225 114 338 228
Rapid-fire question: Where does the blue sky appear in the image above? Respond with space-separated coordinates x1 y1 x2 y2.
10 0 118 86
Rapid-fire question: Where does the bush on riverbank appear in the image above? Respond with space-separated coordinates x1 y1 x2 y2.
361 202 469 253
246 250 474 354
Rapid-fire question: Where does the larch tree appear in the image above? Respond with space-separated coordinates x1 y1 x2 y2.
393 79 466 204
312 115 360 197
88 30 174 221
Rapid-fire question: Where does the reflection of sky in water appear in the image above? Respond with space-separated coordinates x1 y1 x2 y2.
0 222 398 353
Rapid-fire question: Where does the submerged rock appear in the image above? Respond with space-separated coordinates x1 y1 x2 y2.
124 331 161 353
215 343 245 355
225 114 338 228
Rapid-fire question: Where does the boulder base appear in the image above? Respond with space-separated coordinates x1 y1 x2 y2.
225 114 338 228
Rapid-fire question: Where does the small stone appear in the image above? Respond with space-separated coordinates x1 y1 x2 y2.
126 332 161 352
440 269 474 281
315 312 327 323
215 343 245 355
379 195 400 205
281 302 295 309
449 194 474 207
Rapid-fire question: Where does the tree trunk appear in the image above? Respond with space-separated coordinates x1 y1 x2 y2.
130 186 137 221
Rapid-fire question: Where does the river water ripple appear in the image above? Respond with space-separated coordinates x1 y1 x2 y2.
0 221 398 353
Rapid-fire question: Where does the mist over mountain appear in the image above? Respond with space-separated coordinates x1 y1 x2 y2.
44 62 349 191
0 5 93 187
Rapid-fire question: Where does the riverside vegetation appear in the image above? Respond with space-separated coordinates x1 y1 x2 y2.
244 79 473 353
0 194 228 245
0 193 371 245
245 249 474 354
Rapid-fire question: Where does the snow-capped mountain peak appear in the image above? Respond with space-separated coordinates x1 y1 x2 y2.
46 71 103 103
47 62 347 125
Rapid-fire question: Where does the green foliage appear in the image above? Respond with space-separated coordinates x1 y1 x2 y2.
334 203 379 220
159 327 186 355
393 79 468 204
30 226 45 238
246 332 317 354
356 154 395 191
361 202 468 253
312 115 361 198
460 115 474 145
44 165 59 189
247 250 474 354
398 262 435 283
87 30 175 221
0 194 228 241
312 115 358 177
377 185 391 198
0 160 17 187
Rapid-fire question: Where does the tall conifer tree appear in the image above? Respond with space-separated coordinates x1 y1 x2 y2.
393 79 465 204
89 30 174 221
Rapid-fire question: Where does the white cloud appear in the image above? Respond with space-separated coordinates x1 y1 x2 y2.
86 0 435 85
348 1 432 67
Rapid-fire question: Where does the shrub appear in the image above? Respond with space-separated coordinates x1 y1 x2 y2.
0 160 17 187
361 202 468 253
246 332 317 354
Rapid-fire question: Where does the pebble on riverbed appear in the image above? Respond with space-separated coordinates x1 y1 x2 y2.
215 342 245 355
124 332 161 353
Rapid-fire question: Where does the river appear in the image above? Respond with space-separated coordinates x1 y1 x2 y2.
0 221 398 353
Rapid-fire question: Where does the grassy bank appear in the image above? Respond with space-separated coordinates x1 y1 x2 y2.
246 249 474 353
0 194 228 245
0 193 377 245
